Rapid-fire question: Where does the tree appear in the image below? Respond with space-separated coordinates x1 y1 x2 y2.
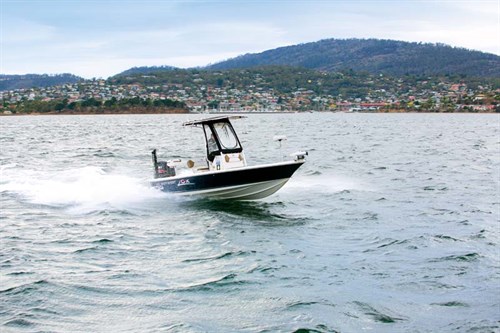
421 98 435 111
104 97 117 108
207 100 219 110
54 98 68 111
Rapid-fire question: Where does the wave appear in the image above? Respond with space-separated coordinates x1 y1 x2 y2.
0 166 165 214
6 271 35 276
290 325 339 333
92 238 113 244
3 318 35 328
176 273 249 293
283 171 374 195
0 279 51 295
431 301 469 307
73 246 100 254
286 299 336 310
431 252 480 262
182 199 310 225
352 301 406 323
182 250 251 263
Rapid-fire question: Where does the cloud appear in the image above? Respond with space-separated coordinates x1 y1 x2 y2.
2 18 56 43
41 21 290 77
1 0 498 77
109 21 289 54
376 2 499 55
269 1 499 55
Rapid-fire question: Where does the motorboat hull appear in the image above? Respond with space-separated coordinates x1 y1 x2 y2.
150 160 304 200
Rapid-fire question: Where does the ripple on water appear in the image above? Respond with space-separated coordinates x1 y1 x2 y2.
182 250 254 263
3 318 35 328
431 253 480 263
286 299 336 310
172 273 255 294
73 246 100 254
182 199 310 226
351 301 406 323
0 279 50 296
433 234 461 242
291 325 340 333
1 114 499 332
5 271 35 276
92 238 114 244
431 301 469 307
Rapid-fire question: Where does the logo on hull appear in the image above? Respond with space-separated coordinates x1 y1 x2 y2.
178 179 194 186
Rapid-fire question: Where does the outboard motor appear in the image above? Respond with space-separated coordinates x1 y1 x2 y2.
152 149 176 178
156 161 176 178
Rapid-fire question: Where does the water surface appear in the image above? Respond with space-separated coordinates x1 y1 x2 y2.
1 113 499 332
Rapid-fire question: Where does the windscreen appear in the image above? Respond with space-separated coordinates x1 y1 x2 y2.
204 124 219 156
212 122 240 150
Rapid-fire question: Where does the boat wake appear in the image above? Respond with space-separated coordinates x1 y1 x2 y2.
282 172 373 194
0 165 165 214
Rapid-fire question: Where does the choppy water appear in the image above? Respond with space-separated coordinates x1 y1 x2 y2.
0 113 499 332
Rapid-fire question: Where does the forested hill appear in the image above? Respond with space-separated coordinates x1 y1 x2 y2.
116 66 178 77
0 74 82 91
207 38 500 77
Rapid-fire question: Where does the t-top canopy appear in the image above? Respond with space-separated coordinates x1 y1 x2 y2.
182 115 246 127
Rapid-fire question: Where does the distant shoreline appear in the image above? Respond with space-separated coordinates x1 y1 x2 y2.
0 108 189 116
1 110 497 116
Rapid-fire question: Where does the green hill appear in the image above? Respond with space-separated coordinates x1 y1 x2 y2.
207 38 500 77
108 66 499 101
115 65 178 77
0 74 82 91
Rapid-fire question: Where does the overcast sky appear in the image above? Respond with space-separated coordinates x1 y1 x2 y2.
2 0 499 78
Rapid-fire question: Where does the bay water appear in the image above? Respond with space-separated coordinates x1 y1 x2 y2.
0 113 499 332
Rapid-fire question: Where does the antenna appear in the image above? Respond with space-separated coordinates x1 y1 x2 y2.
273 135 287 161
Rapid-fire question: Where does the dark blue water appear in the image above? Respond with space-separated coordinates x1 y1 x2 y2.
1 113 499 332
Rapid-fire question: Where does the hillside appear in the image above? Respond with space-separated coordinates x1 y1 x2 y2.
115 65 178 77
4 65 498 114
0 74 82 91
110 66 389 98
109 66 499 100
207 38 500 77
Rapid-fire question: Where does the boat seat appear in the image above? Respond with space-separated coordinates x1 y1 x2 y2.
185 159 209 172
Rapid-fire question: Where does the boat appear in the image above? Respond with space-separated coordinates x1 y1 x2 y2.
150 116 307 200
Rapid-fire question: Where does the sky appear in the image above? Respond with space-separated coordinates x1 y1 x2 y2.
2 0 499 78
